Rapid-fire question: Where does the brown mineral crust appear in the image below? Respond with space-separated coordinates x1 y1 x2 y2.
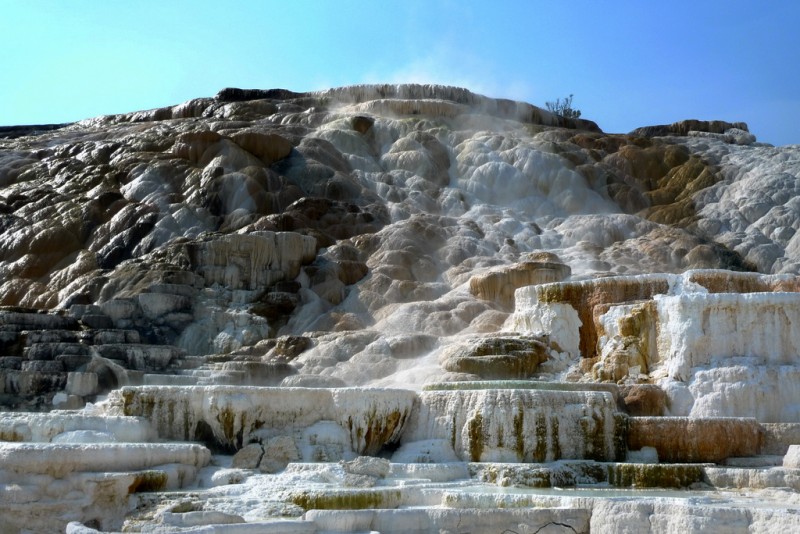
618 385 666 417
230 130 294 166
627 417 763 463
688 270 800 294
469 257 571 310
629 119 749 138
439 334 550 380
536 276 671 359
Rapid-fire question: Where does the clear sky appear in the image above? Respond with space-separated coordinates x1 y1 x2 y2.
2 0 799 145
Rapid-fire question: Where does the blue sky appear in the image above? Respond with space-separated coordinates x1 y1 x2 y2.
2 0 799 145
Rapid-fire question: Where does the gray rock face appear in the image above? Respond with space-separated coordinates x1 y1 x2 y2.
259 435 300 473
231 442 263 469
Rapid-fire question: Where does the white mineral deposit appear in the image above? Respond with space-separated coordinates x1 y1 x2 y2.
1 85 800 532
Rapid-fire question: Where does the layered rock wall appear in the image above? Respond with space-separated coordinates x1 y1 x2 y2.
402 387 623 462
111 385 415 455
655 291 800 380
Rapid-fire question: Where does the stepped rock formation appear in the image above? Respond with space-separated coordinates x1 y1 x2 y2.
2 84 800 532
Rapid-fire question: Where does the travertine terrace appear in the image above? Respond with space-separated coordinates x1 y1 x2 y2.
1 84 800 532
